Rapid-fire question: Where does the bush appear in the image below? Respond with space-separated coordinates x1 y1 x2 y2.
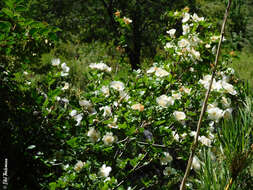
32 10 245 189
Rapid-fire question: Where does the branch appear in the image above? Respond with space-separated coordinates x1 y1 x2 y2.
112 151 150 190
137 141 167 148
179 1 233 190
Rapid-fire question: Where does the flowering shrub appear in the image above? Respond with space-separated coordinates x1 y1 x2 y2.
19 10 244 190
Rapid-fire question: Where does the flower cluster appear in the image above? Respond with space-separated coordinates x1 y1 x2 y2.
51 58 70 76
89 62 112 72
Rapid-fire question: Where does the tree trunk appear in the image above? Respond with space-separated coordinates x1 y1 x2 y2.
128 3 142 70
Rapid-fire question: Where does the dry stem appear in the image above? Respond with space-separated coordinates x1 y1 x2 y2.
179 1 232 189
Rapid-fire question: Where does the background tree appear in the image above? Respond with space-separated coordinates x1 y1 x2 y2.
28 0 197 69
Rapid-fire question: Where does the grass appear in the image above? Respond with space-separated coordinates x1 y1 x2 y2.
230 49 253 90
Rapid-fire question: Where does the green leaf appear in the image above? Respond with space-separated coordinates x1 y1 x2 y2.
0 21 12 32
15 5 27 12
1 8 14 18
0 34 5 41
30 21 45 28
24 19 34 26
48 32 58 41
49 182 57 190
29 28 38 36
4 0 14 9
67 137 78 148
154 120 166 126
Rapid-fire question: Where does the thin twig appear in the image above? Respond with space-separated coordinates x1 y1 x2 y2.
112 151 149 190
179 1 232 190
137 141 167 148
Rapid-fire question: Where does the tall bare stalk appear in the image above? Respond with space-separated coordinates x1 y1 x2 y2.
179 1 232 189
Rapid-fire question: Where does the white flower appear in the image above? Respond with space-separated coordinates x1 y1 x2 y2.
199 136 212 147
79 99 92 108
61 63 70 76
163 167 176 176
178 39 190 48
61 62 70 73
192 156 201 170
56 96 61 101
74 161 85 172
51 58 60 66
181 133 187 139
102 132 117 145
192 35 202 45
100 106 112 117
147 66 157 74
70 110 78 117
212 45 216 55
226 67 235 75
101 86 110 97
61 98 69 104
207 106 223 122
119 91 130 101
23 71 28 75
211 35 220 42
164 42 174 49
190 131 196 137
131 103 144 112
222 81 237 95
79 100 97 114
99 164 112 177
155 68 169 77
221 73 230 82
61 82 69 90
156 95 174 108
147 67 169 77
208 132 215 140
167 29 176 38
223 108 233 119
172 91 182 100
87 128 100 143
190 48 201 60
61 72 69 77
110 81 125 91
26 81 31 85
207 102 218 109
89 62 111 72
205 44 211 48
160 152 173 165
182 12 190 23
108 117 118 129
182 24 190 35
173 111 186 121
221 97 231 108
123 17 132 24
174 11 179 16
200 74 212 84
199 75 219 90
74 113 83 126
212 80 223 91
172 131 180 141
69 110 83 126
181 86 191 94
192 13 204 22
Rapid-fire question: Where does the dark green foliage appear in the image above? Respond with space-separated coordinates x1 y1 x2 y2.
27 0 198 69
0 0 60 72
197 0 251 50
